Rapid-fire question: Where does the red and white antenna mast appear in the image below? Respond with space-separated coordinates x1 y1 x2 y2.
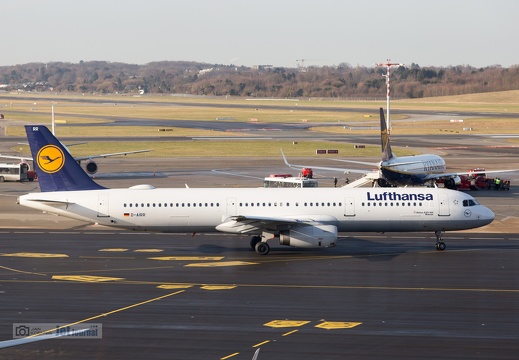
376 59 403 136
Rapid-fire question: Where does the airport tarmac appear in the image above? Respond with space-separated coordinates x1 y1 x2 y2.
0 155 518 359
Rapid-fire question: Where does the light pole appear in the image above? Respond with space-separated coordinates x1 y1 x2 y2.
376 59 403 136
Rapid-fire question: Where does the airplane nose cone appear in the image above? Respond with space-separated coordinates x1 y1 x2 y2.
479 206 495 226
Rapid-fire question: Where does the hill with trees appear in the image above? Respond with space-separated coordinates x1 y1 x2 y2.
1 61 518 99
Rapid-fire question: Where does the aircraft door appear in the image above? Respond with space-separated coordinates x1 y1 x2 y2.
226 197 237 216
97 194 110 217
438 193 450 216
344 197 355 217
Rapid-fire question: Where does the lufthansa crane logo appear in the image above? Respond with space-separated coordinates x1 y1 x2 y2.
36 145 65 173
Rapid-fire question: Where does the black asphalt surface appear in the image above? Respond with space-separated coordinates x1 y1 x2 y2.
1 230 518 360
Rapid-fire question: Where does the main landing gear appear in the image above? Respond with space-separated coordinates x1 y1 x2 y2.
250 235 270 255
435 230 446 251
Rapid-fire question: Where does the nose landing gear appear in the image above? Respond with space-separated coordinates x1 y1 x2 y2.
435 230 446 251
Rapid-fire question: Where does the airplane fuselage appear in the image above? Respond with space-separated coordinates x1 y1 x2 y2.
381 154 447 186
18 186 493 234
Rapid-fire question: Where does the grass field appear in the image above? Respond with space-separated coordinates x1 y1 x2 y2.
1 91 518 157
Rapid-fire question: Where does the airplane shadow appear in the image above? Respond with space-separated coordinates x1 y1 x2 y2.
191 236 413 261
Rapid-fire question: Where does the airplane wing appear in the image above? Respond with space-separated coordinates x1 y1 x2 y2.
1 149 151 163
0 154 32 162
280 149 368 175
216 214 337 234
73 149 152 162
328 158 379 167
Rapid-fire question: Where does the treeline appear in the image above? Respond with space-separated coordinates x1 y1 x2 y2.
1 60 518 98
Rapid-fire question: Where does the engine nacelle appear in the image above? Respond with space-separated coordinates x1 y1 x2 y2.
377 178 389 187
279 224 337 248
85 161 98 174
444 176 461 189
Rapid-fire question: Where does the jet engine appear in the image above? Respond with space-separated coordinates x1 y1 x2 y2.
377 178 390 187
279 224 337 248
444 176 461 190
85 161 98 175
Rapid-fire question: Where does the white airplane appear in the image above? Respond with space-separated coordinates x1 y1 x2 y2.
17 125 494 254
282 108 517 189
0 108 151 175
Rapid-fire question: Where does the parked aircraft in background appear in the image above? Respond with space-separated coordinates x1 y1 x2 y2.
282 108 517 189
0 111 150 175
17 125 493 254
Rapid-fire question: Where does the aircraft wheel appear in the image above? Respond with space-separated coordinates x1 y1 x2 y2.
255 242 270 255
250 236 262 250
436 242 446 251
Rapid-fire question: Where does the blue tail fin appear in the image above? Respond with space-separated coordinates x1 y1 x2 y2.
379 108 394 162
25 125 105 192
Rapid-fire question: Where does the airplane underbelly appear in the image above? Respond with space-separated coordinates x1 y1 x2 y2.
381 169 425 186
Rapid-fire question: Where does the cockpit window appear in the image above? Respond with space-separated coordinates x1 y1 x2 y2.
463 199 479 207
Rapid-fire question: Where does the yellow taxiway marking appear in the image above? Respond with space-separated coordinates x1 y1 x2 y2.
99 248 129 252
282 329 298 336
1 252 69 258
27 290 185 338
52 275 125 283
200 285 237 291
315 321 362 330
134 249 164 253
185 261 258 267
220 353 240 359
157 284 194 290
264 320 311 328
148 256 224 261
0 265 47 276
253 340 270 347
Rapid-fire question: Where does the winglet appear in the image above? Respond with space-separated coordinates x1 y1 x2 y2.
380 108 394 161
25 125 105 192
